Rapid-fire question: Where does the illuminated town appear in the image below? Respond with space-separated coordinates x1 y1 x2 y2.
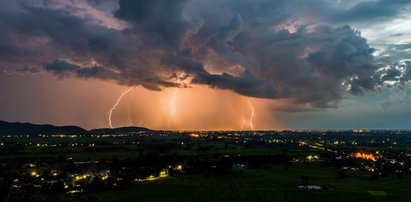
1 124 411 201
1 0 411 201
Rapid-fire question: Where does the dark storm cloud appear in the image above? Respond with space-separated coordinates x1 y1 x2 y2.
44 59 179 91
381 68 401 82
205 14 243 54
0 6 87 49
194 70 278 98
162 54 291 99
0 2 123 69
397 61 411 84
395 43 411 51
208 24 381 106
1 0 411 110
221 0 411 24
0 44 28 58
334 0 411 22
45 59 117 81
45 60 79 78
114 0 190 46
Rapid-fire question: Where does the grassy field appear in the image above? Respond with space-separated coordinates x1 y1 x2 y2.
70 164 411 202
0 142 289 161
3 137 410 202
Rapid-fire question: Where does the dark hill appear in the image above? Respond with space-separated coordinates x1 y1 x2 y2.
90 126 151 134
0 120 87 136
0 120 151 136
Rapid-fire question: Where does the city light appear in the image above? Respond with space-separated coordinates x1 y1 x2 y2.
189 133 200 138
159 170 168 177
176 165 183 171
306 155 319 161
353 152 378 162
31 171 39 177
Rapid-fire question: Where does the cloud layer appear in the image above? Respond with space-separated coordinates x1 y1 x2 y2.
1 0 411 110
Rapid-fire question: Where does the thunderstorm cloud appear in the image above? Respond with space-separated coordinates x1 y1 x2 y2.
1 0 411 110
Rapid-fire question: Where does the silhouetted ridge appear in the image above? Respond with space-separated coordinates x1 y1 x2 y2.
89 126 151 134
0 120 150 136
0 120 87 136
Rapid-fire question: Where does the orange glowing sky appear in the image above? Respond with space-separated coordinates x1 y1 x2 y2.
0 72 284 130
106 84 283 130
2 71 411 130
1 0 411 130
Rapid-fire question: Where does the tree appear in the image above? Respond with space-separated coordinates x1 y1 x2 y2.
300 175 309 186
337 169 346 179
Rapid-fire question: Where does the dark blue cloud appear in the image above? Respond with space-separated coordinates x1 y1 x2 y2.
45 60 79 78
0 0 410 111
334 0 411 22
115 0 190 46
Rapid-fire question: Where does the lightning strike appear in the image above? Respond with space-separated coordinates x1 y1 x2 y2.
247 99 255 130
136 107 143 126
132 95 144 126
168 89 178 128
108 87 133 128
241 117 247 130
240 107 247 130
127 95 134 126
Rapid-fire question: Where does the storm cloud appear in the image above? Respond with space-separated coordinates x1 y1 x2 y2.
1 0 411 110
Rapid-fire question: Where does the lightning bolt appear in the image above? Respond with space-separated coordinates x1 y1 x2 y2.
127 94 134 126
136 105 144 126
131 93 144 126
240 108 247 130
137 117 143 126
108 87 133 128
247 98 255 130
167 89 178 128
241 118 247 130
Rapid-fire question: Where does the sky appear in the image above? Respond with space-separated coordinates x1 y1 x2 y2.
0 0 411 130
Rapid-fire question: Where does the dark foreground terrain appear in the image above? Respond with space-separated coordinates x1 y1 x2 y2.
1 123 410 201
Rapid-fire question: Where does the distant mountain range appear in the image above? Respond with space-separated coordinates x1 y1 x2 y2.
0 120 150 136
89 127 151 134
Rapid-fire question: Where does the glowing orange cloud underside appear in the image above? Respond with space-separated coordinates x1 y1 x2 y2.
106 85 283 130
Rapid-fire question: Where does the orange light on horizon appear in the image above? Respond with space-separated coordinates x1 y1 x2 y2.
189 133 200 138
79 83 283 130
353 152 377 162
167 88 179 128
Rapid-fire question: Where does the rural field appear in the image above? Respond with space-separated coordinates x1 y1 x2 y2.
2 132 411 202
67 164 410 202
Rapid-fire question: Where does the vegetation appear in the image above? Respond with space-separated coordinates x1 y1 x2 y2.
92 164 411 202
1 129 410 201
